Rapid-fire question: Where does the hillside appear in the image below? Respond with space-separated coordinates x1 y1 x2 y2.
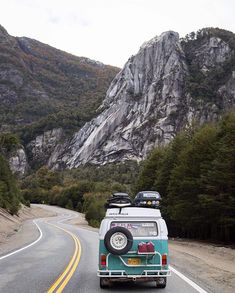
48 28 235 169
0 24 119 139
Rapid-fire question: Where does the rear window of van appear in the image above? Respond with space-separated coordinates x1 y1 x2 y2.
110 221 158 237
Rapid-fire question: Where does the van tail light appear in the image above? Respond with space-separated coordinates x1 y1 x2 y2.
162 254 167 265
100 254 107 267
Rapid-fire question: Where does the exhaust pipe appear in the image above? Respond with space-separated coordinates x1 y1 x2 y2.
132 277 136 282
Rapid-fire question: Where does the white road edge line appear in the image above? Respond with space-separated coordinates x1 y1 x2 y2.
0 220 43 261
0 214 77 261
169 265 208 293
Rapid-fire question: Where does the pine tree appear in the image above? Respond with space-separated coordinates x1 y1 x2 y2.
134 148 165 193
201 112 235 241
0 154 20 214
166 124 218 238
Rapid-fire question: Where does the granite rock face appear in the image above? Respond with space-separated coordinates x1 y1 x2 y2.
49 32 188 168
8 147 28 176
48 30 235 169
27 128 64 166
218 71 235 108
194 36 232 70
7 129 63 174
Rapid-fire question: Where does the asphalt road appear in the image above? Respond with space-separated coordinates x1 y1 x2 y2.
0 206 209 293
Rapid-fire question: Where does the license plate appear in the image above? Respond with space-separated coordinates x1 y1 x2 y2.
128 258 141 265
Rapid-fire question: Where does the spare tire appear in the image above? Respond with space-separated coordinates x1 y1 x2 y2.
104 227 133 255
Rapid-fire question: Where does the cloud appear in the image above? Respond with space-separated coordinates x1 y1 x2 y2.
48 12 90 27
0 0 234 67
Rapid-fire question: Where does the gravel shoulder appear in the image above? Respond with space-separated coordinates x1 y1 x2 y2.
0 205 56 256
169 239 235 293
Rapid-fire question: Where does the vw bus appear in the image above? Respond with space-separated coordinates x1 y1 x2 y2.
97 207 170 288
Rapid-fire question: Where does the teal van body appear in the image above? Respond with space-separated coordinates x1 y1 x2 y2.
97 207 171 287
99 239 168 275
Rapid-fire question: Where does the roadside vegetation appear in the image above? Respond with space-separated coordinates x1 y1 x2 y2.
20 161 139 227
0 133 22 214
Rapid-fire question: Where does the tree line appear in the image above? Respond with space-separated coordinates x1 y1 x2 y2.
134 111 235 242
20 162 138 227
0 133 23 214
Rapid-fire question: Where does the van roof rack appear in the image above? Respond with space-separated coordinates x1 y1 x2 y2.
105 193 132 212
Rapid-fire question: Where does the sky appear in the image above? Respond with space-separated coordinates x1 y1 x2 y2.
0 0 234 68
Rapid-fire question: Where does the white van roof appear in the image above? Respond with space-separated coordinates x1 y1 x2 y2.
105 207 161 218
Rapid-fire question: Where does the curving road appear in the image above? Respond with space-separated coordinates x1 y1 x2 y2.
0 206 209 293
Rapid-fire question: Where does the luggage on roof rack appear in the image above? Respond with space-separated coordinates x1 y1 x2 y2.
105 192 132 209
133 191 161 208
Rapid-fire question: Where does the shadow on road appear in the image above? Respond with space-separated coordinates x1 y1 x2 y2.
104 281 165 291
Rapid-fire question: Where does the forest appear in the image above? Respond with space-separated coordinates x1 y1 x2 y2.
135 111 235 242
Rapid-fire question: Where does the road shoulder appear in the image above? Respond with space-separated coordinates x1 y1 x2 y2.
169 239 235 293
0 205 56 256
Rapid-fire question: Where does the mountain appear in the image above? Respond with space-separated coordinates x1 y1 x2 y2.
1 26 235 173
0 24 119 134
48 28 235 169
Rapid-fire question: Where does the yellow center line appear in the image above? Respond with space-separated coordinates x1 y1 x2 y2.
47 234 78 293
56 237 81 293
46 223 82 293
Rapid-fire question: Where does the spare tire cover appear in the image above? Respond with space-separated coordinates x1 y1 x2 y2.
104 226 133 255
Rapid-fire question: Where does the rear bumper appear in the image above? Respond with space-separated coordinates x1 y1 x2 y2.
97 269 171 278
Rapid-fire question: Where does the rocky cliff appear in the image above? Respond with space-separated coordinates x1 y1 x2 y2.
26 128 63 168
48 28 235 169
8 147 28 176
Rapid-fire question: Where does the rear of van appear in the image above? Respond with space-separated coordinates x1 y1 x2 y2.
98 207 170 288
